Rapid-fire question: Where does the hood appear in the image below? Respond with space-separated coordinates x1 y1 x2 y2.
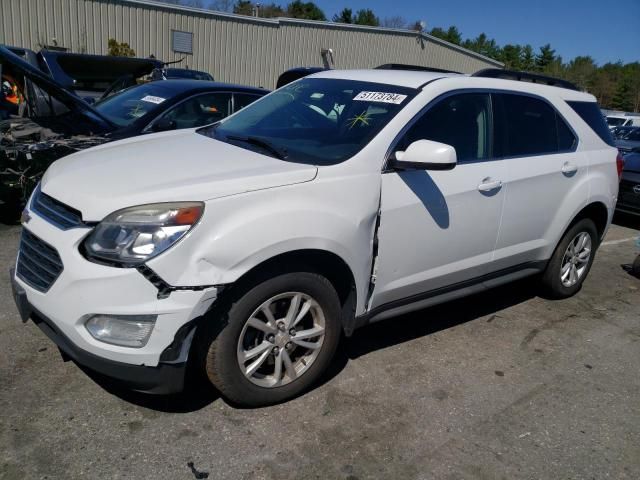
38 49 162 92
0 45 115 135
41 129 318 221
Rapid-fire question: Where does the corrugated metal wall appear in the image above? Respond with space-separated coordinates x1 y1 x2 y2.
0 0 502 88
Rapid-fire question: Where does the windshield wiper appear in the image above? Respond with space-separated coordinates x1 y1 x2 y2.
225 135 288 160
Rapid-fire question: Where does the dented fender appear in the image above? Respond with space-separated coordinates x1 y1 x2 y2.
147 170 382 315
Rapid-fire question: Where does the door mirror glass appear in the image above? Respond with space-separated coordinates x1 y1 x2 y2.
392 139 457 171
152 117 177 132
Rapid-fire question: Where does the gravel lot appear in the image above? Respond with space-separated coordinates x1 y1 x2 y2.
1 217 639 480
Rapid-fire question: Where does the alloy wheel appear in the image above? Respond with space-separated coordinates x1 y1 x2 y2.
236 292 326 388
560 231 592 287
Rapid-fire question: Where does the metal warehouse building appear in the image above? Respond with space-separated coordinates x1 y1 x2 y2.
1 0 502 88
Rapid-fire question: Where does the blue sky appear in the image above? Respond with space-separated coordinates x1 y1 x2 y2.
316 0 640 65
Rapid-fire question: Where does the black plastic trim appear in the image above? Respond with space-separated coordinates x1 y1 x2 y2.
473 68 579 91
136 264 220 299
354 261 546 330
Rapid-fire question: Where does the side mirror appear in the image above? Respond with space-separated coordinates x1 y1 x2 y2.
152 117 177 132
391 140 457 171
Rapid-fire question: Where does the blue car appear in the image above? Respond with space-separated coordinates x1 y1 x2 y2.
617 151 640 217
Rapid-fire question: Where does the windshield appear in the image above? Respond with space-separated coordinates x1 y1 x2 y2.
606 117 626 127
94 83 176 127
201 78 416 165
166 69 213 81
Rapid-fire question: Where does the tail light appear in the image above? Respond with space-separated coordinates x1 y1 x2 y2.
616 151 624 181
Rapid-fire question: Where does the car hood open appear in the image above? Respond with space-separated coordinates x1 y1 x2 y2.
0 45 115 135
40 129 318 221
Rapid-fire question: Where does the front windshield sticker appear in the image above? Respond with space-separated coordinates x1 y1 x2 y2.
353 91 407 104
127 104 146 118
347 111 372 129
140 95 166 104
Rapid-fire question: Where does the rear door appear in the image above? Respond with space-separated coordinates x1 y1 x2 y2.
490 93 582 270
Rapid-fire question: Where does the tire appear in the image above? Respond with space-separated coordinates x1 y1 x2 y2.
198 271 341 407
632 254 640 278
541 218 598 299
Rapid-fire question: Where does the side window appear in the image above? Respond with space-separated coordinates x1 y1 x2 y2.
233 93 262 113
160 92 232 129
401 93 491 162
494 93 576 157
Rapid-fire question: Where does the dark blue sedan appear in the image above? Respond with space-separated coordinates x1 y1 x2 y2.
94 79 268 139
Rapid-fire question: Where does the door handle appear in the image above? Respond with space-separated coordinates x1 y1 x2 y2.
478 178 503 192
561 162 578 175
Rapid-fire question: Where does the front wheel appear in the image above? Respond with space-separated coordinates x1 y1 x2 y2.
199 272 341 407
541 218 598 298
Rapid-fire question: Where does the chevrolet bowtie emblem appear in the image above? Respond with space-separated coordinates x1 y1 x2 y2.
633 185 640 195
20 209 31 224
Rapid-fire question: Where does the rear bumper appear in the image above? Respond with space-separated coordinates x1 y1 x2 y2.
12 273 193 394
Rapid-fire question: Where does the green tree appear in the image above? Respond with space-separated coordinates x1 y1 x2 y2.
564 56 597 90
354 9 379 26
233 0 253 15
463 33 501 59
611 79 634 111
535 44 556 72
332 7 353 23
261 3 286 17
286 0 326 20
500 44 522 70
520 45 536 71
382 16 407 29
107 38 135 57
428 26 461 44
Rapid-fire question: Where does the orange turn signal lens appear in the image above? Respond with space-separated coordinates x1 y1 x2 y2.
173 205 204 225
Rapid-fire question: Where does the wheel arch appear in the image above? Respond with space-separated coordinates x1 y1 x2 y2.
219 249 359 335
568 201 609 242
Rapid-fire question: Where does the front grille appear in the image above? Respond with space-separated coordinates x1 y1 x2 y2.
31 185 84 230
16 229 64 292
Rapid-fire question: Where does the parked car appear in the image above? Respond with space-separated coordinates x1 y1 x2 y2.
11 69 619 406
611 125 638 140
615 127 640 154
606 114 640 129
163 68 214 81
0 46 268 219
616 151 640 216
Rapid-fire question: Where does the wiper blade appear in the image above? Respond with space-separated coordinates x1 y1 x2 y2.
226 135 288 160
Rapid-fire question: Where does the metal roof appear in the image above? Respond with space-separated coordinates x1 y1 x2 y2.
123 0 504 67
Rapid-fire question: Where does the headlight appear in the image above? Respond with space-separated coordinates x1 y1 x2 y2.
84 202 204 266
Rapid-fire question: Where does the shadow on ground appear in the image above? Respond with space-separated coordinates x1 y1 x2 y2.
613 212 640 230
84 278 539 413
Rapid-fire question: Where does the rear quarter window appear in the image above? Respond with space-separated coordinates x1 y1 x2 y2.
568 101 615 147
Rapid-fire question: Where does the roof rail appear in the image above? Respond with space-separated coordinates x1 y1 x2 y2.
376 63 461 74
473 68 579 91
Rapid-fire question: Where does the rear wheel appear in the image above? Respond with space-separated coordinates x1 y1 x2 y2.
199 272 341 407
541 218 598 298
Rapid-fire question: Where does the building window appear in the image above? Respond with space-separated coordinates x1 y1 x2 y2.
172 30 193 54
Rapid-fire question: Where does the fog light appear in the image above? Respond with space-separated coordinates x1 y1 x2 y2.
85 314 156 348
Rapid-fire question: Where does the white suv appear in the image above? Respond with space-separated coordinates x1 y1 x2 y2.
11 69 621 406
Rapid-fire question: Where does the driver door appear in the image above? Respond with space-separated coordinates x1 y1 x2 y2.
369 92 507 310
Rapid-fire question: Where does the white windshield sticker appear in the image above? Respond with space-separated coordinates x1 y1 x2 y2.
353 91 407 104
140 95 166 104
